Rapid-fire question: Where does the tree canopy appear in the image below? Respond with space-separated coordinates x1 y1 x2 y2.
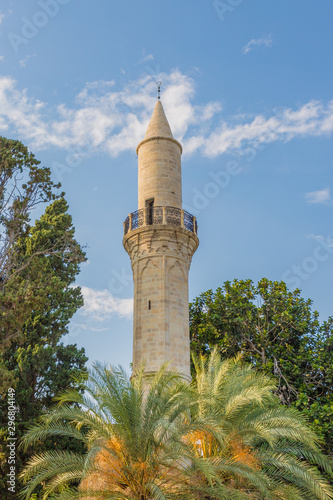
190 278 333 455
0 138 88 497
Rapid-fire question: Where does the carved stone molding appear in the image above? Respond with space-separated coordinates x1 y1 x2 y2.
123 225 199 267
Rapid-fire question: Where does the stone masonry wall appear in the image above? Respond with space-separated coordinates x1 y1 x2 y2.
124 225 198 382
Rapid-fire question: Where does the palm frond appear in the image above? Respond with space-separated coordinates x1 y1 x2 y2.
20 354 333 500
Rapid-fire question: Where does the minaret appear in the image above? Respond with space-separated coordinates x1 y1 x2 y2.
123 98 199 382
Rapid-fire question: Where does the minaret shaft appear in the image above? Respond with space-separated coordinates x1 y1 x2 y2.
137 138 182 209
123 100 198 381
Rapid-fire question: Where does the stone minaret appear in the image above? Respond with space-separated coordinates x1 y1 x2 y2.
123 100 199 382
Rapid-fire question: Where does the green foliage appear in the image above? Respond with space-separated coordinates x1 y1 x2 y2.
20 352 333 499
0 138 88 497
186 349 333 499
20 363 191 499
190 278 333 454
0 136 62 281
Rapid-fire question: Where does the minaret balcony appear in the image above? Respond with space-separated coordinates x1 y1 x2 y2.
123 206 198 236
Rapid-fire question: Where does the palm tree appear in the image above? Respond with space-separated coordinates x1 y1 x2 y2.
182 349 333 499
19 352 333 499
19 363 192 499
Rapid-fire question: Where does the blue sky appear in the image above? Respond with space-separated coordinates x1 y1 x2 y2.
1 0 332 370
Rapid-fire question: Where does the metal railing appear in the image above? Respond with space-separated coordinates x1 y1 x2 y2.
124 206 198 235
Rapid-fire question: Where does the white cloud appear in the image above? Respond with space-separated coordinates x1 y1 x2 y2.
19 54 36 67
81 286 133 320
0 56 4 62
243 35 273 54
0 71 333 160
81 259 90 267
305 188 331 205
81 80 116 92
134 53 154 66
199 100 333 158
0 71 219 157
0 9 13 26
70 322 109 333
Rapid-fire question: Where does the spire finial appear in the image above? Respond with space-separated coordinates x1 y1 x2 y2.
156 81 162 100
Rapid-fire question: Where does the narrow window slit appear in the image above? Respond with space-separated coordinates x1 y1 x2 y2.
148 300 151 310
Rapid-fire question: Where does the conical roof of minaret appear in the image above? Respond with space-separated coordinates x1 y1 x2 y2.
144 100 174 139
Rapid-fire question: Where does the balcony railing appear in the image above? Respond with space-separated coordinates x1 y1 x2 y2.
124 206 198 235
